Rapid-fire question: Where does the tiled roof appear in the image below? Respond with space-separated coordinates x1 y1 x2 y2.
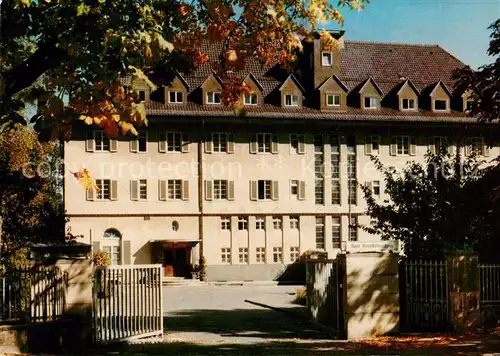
145 39 472 122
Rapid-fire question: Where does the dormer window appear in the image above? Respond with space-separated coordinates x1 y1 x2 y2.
465 100 473 112
285 94 299 107
434 99 448 111
326 94 341 107
138 90 146 102
364 97 378 109
207 92 221 104
322 52 333 66
244 93 258 105
401 98 416 110
168 91 183 104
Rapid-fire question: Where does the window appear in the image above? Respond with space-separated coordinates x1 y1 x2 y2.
372 180 380 198
257 133 272 153
290 216 299 230
290 247 300 262
138 90 146 102
102 246 120 266
138 179 147 200
167 180 182 200
221 248 231 263
96 179 111 200
429 136 448 154
273 247 283 263
332 217 341 248
364 97 378 109
365 136 380 155
172 221 179 231
322 52 333 66
212 133 228 153
397 136 410 155
349 216 358 241
326 94 341 107
290 134 305 154
370 217 377 227
291 180 299 197
167 132 182 152
315 216 325 249
331 135 340 205
213 180 228 200
103 228 121 265
137 131 147 152
244 93 258 105
238 216 248 230
258 180 272 200
95 131 110 152
221 217 231 230
401 98 415 110
272 216 282 230
434 99 448 111
168 91 183 103
207 92 221 104
238 248 249 263
255 216 265 230
256 247 266 263
347 136 357 205
314 135 324 205
465 100 473 112
468 137 485 156
284 94 299 107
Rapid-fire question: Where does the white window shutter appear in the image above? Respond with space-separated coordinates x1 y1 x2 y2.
364 136 372 155
92 241 100 253
204 134 213 153
298 181 306 201
272 181 279 201
122 241 131 265
428 137 436 155
86 131 95 152
250 181 258 201
109 139 118 152
297 136 306 155
130 180 139 201
158 132 166 153
181 181 189 200
110 180 118 201
227 134 235 154
365 181 373 194
271 134 279 154
158 180 166 201
205 180 213 201
390 137 397 156
130 138 138 153
181 134 189 153
249 135 257 154
484 142 490 157
409 137 417 156
227 181 235 201
86 188 95 201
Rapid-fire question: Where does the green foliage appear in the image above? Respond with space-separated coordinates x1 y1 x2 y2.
198 256 207 281
92 251 111 267
362 150 497 260
453 19 500 122
6 247 31 271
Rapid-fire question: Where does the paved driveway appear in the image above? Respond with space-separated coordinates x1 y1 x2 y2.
161 284 331 344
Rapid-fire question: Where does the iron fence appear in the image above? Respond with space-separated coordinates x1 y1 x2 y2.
479 264 500 307
93 264 163 344
0 266 67 323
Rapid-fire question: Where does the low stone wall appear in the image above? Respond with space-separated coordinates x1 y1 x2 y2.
344 252 400 339
206 263 303 282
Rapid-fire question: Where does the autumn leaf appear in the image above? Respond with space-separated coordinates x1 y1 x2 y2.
73 168 98 192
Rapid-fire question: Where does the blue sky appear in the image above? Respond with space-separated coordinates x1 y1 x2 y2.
329 0 499 69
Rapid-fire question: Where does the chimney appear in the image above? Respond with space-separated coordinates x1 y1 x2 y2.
312 30 345 89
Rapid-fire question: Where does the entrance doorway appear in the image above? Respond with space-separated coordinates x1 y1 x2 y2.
163 247 189 277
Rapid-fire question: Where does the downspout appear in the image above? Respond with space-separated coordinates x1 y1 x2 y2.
198 118 205 264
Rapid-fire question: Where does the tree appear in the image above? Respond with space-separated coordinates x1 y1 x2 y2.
1 0 369 140
361 151 499 260
453 19 500 122
0 125 65 258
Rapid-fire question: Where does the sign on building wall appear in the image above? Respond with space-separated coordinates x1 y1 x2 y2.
345 240 400 253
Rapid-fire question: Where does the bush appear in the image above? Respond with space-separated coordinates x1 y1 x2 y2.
293 287 307 305
92 251 110 267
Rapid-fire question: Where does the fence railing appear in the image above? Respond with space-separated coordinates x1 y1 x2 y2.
479 264 500 306
93 264 163 344
0 266 67 323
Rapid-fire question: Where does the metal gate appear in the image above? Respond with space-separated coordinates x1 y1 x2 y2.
400 259 450 331
93 265 163 344
305 257 346 339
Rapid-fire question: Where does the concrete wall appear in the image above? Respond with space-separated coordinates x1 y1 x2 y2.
345 252 399 339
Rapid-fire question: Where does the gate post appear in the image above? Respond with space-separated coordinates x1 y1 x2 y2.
447 254 480 331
